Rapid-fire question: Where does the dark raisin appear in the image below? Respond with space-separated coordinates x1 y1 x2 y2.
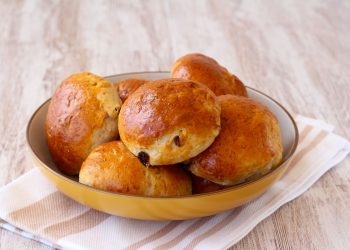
138 151 150 167
174 136 181 147
180 161 191 168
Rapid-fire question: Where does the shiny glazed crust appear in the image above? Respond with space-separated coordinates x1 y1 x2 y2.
118 78 221 165
171 53 248 97
79 141 192 196
45 72 122 175
113 78 148 102
190 95 283 185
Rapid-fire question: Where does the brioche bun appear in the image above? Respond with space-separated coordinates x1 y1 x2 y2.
45 72 122 175
190 95 282 185
79 141 192 196
171 53 247 97
118 78 221 166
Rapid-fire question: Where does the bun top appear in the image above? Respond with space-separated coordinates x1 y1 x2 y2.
45 72 122 175
171 53 247 97
118 78 221 165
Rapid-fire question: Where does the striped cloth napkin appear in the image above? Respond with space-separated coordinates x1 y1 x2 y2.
0 115 349 250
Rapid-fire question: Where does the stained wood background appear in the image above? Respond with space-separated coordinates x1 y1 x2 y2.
0 1 349 249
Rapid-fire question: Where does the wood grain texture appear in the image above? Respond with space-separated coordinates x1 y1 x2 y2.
0 0 349 249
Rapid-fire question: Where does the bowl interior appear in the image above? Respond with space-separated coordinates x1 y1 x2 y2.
27 72 298 192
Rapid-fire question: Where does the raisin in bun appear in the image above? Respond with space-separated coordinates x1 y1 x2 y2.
191 175 226 194
79 141 192 196
190 95 283 185
171 53 247 97
114 78 148 102
118 78 221 166
46 72 122 175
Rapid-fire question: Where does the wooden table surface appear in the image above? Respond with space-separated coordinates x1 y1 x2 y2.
1 1 349 249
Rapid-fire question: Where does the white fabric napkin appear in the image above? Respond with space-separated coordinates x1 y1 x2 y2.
0 115 349 250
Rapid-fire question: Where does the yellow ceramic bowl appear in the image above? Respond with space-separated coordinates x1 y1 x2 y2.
26 72 298 221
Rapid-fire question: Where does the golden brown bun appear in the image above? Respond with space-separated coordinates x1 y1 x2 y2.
171 53 248 97
79 141 192 196
191 175 227 194
118 78 221 166
46 72 122 175
190 95 283 185
113 78 148 102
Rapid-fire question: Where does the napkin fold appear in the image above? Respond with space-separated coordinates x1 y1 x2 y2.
0 115 349 250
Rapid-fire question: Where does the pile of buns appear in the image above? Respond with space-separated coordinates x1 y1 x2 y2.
45 53 283 197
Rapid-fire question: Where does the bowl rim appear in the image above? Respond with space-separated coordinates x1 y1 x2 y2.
26 71 299 200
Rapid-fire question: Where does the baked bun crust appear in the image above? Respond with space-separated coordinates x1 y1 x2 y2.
45 72 122 175
118 78 221 166
190 95 283 185
79 141 192 196
191 175 226 194
113 78 148 102
171 53 247 97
